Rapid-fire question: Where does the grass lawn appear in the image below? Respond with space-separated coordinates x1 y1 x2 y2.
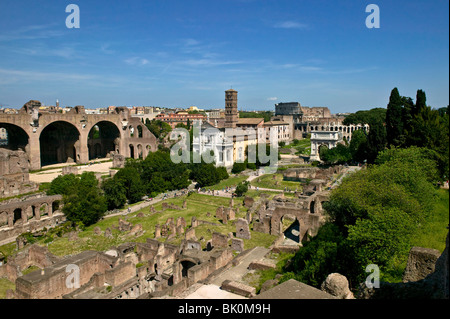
411 188 449 252
250 173 302 192
383 188 449 283
207 175 248 190
0 277 15 299
35 192 276 257
289 138 311 156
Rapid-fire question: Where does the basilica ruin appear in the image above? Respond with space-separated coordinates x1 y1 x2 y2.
0 100 157 171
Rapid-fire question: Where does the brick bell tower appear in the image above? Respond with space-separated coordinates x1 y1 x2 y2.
225 89 238 128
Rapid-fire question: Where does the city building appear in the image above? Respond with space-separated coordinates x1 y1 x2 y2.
193 89 262 167
155 111 207 129
263 120 290 144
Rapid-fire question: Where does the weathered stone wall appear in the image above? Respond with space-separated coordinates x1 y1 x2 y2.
15 251 116 299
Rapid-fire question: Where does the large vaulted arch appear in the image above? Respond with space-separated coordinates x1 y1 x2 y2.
39 121 81 166
87 121 121 160
0 123 29 151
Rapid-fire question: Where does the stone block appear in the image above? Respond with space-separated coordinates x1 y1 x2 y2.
221 280 256 297
235 218 251 240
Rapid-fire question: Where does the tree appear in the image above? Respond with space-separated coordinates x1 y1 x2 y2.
319 143 351 164
386 88 404 147
114 166 145 204
235 181 249 197
414 89 427 117
343 108 386 126
232 162 247 174
61 172 107 227
190 162 220 187
46 173 79 196
365 119 387 163
216 166 229 181
349 129 368 163
145 119 172 139
141 150 190 194
102 178 127 210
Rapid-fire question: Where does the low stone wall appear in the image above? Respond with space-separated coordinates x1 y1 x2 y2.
221 280 256 297
0 213 66 246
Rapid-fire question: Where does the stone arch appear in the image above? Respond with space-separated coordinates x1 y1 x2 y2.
129 125 134 138
137 144 143 159
129 144 135 159
52 200 61 213
310 201 315 214
0 122 29 152
30 205 37 220
87 121 121 160
318 144 329 161
39 121 81 166
13 208 22 224
270 207 316 244
281 214 301 243
180 260 197 277
39 203 49 217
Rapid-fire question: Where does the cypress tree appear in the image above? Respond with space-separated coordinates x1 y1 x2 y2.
414 89 427 116
386 88 404 147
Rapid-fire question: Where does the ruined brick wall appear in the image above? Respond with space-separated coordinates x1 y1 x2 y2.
105 262 136 287
15 251 114 299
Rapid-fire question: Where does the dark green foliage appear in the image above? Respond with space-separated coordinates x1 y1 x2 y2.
141 151 190 194
60 172 107 227
114 166 145 204
365 119 387 163
216 166 229 181
239 111 273 122
319 143 351 164
235 181 249 197
343 108 386 126
232 162 247 174
386 88 404 147
190 162 221 187
285 223 345 287
289 147 440 288
46 173 79 196
101 178 127 210
349 129 368 163
145 119 172 139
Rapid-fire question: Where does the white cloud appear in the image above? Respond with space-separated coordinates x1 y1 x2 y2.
181 59 242 67
274 21 308 30
0 24 64 41
124 57 149 66
267 97 278 101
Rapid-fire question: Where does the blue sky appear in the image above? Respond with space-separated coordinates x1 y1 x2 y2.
0 0 448 113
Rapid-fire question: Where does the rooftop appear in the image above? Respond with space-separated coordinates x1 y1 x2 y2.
252 279 336 299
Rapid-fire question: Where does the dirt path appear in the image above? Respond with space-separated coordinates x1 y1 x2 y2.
29 161 113 184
